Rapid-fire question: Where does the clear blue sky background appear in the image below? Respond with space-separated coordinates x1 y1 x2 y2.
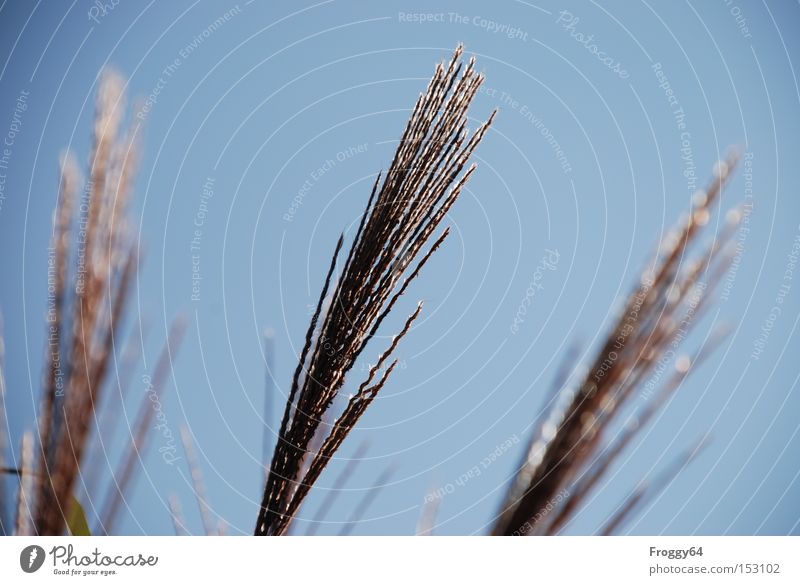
1 0 798 535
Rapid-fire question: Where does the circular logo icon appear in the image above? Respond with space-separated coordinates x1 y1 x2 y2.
20 545 46 573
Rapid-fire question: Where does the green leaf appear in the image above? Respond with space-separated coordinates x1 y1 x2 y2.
67 497 91 536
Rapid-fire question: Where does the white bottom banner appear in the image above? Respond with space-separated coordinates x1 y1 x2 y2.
1 536 797 583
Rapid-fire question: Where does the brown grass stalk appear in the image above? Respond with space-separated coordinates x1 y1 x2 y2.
338 463 397 536
15 431 34 535
168 493 189 536
599 438 709 535
179 424 214 536
416 480 443 536
82 320 149 500
0 316 9 534
99 317 186 534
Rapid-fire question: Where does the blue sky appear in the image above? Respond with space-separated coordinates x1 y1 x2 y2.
1 0 799 535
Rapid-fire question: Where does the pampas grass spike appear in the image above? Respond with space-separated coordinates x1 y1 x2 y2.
256 44 494 536
33 70 141 535
492 151 742 536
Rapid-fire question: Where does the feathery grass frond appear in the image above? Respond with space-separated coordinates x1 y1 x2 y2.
32 70 141 535
256 44 495 536
492 152 742 536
